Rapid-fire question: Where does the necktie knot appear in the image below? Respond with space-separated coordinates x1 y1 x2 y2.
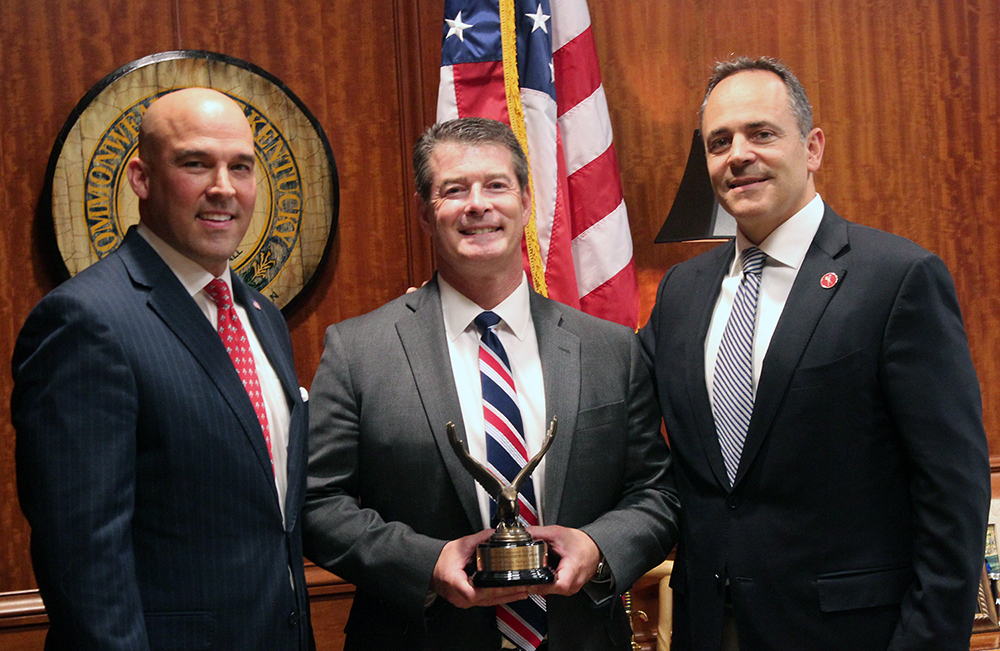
475 311 510 370
204 278 234 311
474 310 502 335
741 246 766 278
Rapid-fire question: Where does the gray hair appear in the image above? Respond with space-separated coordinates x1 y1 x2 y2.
413 117 529 202
700 56 814 139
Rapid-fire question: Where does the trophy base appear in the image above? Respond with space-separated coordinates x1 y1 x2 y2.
473 567 555 587
473 540 554 587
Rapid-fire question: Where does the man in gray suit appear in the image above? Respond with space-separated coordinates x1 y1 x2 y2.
303 117 679 651
14 88 313 650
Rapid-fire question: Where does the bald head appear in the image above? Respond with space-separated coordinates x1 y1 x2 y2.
127 87 258 276
138 88 252 161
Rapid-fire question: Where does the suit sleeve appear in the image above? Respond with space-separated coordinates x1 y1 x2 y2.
637 265 676 389
302 322 448 625
578 330 681 599
12 291 150 650
882 255 990 650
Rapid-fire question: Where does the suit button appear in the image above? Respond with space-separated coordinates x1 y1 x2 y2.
726 496 740 509
288 611 299 626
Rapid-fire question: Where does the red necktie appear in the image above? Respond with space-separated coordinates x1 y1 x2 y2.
204 279 273 464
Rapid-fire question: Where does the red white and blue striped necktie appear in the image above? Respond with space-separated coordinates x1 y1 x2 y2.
475 311 547 651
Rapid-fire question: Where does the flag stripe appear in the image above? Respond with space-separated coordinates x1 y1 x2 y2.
567 144 625 237
552 27 602 115
559 85 614 176
572 199 633 295
540 126 581 308
452 61 510 122
579 265 639 325
550 0 590 50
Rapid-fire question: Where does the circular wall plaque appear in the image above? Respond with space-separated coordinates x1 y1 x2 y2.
48 50 338 309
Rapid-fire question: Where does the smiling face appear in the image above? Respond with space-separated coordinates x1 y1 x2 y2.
127 88 257 277
701 70 824 244
418 142 530 297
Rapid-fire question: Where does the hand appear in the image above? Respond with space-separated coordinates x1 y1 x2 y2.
404 280 429 294
431 530 530 608
526 525 602 596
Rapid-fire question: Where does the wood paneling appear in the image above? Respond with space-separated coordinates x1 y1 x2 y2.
587 0 1000 450
1 0 998 648
0 0 437 599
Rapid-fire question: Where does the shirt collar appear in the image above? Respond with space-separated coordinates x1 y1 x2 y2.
439 273 532 342
733 193 824 273
136 223 233 296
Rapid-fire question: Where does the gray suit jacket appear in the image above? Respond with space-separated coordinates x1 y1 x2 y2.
13 228 313 651
304 278 679 651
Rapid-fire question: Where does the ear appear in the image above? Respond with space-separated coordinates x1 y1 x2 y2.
805 127 825 174
415 192 433 235
518 184 532 230
127 157 150 200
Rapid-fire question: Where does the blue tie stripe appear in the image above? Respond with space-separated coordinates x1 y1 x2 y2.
712 247 766 486
481 374 523 433
499 596 547 648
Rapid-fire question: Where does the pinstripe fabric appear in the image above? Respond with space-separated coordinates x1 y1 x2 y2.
12 229 313 650
712 247 766 486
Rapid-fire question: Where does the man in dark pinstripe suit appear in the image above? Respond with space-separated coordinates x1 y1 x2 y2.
12 88 314 651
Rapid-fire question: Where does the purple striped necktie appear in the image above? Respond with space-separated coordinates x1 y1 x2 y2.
712 247 766 486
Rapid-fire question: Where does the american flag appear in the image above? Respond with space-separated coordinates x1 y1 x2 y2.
437 0 639 329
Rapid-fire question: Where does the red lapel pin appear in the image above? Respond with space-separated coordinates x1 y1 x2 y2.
820 272 839 289
252 300 262 310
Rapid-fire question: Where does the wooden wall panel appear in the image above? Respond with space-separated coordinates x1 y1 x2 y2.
1 0 999 648
0 0 434 596
586 0 1000 450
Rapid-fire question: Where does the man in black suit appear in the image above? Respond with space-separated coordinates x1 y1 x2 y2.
303 117 679 650
639 57 990 650
13 88 313 650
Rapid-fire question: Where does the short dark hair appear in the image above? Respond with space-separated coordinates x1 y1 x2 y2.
413 117 529 202
700 57 814 139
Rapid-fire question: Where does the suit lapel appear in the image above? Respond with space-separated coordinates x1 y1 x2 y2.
234 280 298 399
687 243 737 489
735 207 849 486
118 230 277 490
395 280 482 532
234 279 305 528
529 293 580 524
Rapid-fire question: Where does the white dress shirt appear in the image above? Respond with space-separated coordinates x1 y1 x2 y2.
705 194 825 401
439 273 548 530
137 224 290 522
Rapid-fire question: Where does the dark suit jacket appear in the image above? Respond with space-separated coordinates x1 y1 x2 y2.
639 206 990 651
13 228 314 651
303 278 679 651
